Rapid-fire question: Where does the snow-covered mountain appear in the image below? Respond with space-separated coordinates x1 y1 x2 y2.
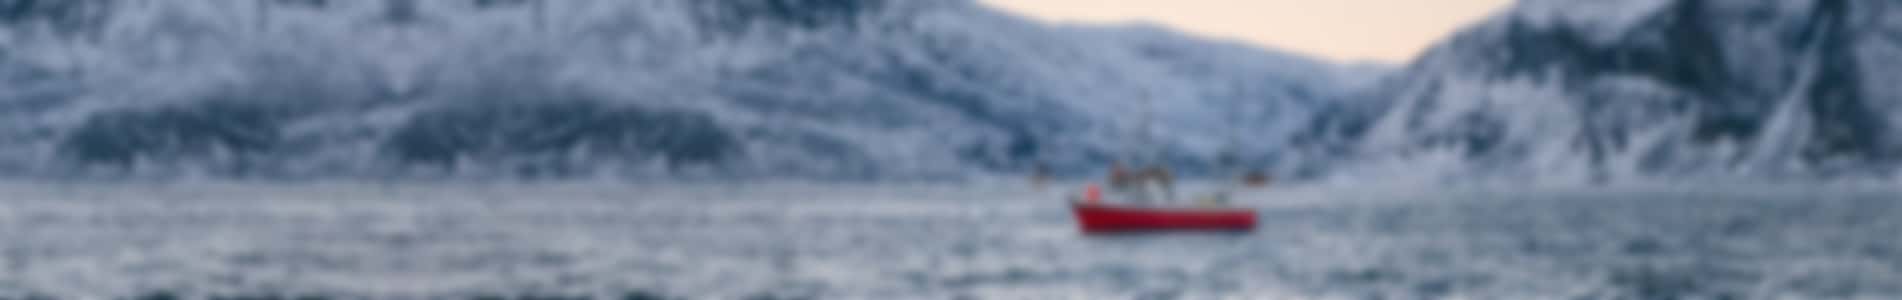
1301 0 1902 184
0 0 1367 180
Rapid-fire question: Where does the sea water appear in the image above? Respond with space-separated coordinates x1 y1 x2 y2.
1 183 1898 299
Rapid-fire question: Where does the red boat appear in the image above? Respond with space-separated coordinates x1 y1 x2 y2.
1071 201 1256 233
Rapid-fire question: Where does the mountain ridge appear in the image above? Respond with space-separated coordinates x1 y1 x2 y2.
1299 0 1902 184
0 0 1367 180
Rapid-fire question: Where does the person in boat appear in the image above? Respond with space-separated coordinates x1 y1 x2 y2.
1243 170 1271 188
1105 162 1175 203
1108 162 1134 189
1105 162 1137 202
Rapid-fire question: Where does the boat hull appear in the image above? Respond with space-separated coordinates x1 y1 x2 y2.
1071 202 1256 233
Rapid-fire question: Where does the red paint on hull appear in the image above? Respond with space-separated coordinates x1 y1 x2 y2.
1071 202 1256 233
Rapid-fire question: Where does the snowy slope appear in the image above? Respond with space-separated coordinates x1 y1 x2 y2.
1301 0 1902 184
0 0 1367 180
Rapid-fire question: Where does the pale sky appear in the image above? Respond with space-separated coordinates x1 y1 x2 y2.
978 0 1515 62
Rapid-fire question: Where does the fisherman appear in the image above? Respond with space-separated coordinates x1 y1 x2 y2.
1105 162 1178 204
1105 162 1140 203
1243 170 1272 188
1108 161 1136 189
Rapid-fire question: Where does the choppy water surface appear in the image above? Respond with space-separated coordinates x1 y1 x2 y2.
1 183 1899 299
